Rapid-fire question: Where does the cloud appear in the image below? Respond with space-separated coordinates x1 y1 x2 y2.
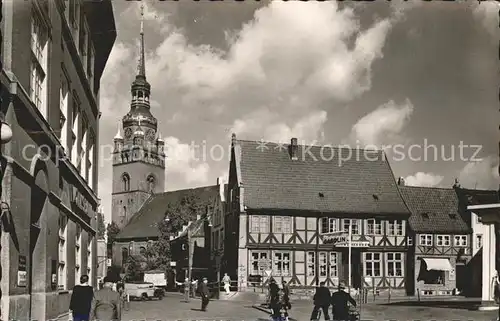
458 156 499 190
471 1 499 41
232 110 328 144
97 2 413 220
404 172 444 187
349 99 414 147
142 2 400 137
164 137 211 184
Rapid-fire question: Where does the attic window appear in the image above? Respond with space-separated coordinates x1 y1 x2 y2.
449 214 457 219
372 194 379 201
318 193 324 198
421 212 429 219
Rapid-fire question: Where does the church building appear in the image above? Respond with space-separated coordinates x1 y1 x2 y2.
111 5 166 230
109 6 225 279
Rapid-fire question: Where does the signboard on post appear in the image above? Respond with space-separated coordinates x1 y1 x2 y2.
258 258 272 271
322 232 370 247
336 241 370 248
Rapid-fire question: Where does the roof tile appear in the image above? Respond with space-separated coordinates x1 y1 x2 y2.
398 186 470 233
238 139 409 216
116 185 219 240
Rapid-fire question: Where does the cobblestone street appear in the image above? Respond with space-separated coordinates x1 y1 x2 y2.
121 294 500 321
122 294 270 320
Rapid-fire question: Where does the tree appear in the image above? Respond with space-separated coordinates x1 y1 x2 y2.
149 192 202 272
97 212 106 240
124 255 144 282
106 222 120 245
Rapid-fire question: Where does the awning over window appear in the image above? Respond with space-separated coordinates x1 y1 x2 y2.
422 258 453 271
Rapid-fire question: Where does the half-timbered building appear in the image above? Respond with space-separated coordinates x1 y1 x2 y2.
224 135 411 292
398 181 473 296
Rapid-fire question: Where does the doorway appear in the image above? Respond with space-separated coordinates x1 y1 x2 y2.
342 249 362 289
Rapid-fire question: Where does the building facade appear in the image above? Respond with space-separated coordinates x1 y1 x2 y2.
224 135 411 292
399 183 472 296
458 188 500 309
111 5 165 230
113 184 223 270
96 239 107 282
209 179 226 279
0 1 115 320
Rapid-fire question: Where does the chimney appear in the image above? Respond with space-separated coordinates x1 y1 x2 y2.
453 178 460 189
290 138 298 160
397 177 405 186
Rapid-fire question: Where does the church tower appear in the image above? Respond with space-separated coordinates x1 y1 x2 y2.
112 4 166 229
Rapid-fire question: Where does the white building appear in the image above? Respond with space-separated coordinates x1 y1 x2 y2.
460 188 500 310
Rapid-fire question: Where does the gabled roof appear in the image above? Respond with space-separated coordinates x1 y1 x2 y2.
116 185 219 240
398 186 470 234
234 139 410 216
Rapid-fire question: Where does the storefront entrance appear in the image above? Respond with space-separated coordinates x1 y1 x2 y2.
341 249 362 289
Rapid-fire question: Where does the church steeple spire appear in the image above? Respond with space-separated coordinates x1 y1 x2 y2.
137 3 146 78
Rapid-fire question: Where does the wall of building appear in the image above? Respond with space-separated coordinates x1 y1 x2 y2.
471 212 488 256
0 1 113 320
97 239 107 280
413 255 457 295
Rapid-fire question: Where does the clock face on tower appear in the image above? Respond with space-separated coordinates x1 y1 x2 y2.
146 129 155 141
124 128 132 139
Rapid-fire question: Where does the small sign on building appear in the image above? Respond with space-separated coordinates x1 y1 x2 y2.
449 268 456 281
18 256 27 287
170 261 177 267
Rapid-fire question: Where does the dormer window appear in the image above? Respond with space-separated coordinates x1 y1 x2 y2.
421 212 429 219
449 213 457 219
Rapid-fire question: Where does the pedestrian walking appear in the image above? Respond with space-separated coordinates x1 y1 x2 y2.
493 271 500 321
268 279 281 321
176 278 196 302
89 276 122 321
69 275 94 321
222 273 231 294
198 277 210 311
116 282 129 311
281 280 291 321
310 281 331 321
331 282 356 321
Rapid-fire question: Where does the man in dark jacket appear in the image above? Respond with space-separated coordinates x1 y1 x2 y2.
267 279 281 321
69 275 94 321
198 277 210 311
89 275 122 321
310 281 331 320
331 282 356 321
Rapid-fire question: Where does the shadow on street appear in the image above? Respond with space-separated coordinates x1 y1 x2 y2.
380 299 482 310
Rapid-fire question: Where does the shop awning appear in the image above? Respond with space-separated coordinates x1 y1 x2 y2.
422 258 453 271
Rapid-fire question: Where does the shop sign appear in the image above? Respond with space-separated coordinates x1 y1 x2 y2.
336 241 370 248
17 256 27 287
72 187 92 214
449 267 456 281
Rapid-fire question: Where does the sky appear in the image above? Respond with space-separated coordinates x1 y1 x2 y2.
97 0 500 224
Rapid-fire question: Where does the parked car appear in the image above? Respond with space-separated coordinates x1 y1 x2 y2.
124 282 157 301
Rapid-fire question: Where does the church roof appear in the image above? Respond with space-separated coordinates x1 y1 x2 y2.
115 185 220 240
